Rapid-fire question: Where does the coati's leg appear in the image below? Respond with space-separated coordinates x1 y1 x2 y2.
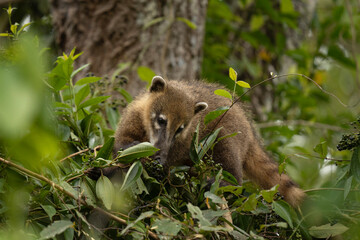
212 139 243 185
243 143 305 207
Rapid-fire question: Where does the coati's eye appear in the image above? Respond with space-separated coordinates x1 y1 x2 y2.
157 116 167 126
175 124 185 135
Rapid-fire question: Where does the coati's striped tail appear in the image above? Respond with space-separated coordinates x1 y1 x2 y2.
243 143 305 207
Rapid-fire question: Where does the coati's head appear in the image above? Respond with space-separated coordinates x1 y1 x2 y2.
146 76 208 165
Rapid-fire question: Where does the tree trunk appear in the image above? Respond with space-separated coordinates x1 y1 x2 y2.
50 0 208 97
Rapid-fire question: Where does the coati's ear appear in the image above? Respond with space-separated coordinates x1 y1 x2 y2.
150 76 166 92
194 102 208 114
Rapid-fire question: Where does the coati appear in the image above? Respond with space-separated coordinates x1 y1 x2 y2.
106 76 305 207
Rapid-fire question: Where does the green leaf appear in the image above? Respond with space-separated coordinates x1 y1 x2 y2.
210 169 222 193
280 0 295 13
152 218 182 236
198 128 222 160
75 85 90 106
137 66 156 87
18 22 32 34
80 178 96 207
250 15 264 31
239 193 258 211
143 17 164 29
190 124 200 164
272 201 293 228
117 142 159 164
309 223 349 238
97 137 115 160
222 170 239 185
176 17 197 29
10 23 18 35
350 147 360 182
236 80 251 88
78 96 110 109
214 89 232 100
118 88 133 103
59 181 78 197
120 211 154 235
204 191 227 204
313 141 327 158
229 67 237 81
106 106 120 130
204 106 229 125
219 185 243 195
47 57 74 91
39 220 73 239
121 161 143 191
0 33 13 37
344 175 353 200
96 175 114 210
75 76 101 86
260 185 279 203
187 203 211 227
71 63 90 79
41 205 56 221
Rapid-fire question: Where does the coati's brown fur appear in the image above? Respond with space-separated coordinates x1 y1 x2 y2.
112 76 305 207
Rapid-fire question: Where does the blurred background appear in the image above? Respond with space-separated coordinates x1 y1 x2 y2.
0 0 359 239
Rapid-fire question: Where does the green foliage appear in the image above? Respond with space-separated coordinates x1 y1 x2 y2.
0 2 360 240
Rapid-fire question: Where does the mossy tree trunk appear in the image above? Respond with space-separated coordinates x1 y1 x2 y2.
50 0 208 97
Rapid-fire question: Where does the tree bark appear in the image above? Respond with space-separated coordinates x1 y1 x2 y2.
50 0 208 97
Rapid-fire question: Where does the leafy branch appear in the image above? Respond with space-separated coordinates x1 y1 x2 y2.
0 157 159 240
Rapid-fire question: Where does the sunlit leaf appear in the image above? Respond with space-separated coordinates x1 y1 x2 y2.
236 80 250 88
250 15 264 31
280 0 295 13
229 67 237 81
137 66 156 87
176 17 197 29
239 193 257 211
260 185 279 203
214 89 232 100
144 17 164 29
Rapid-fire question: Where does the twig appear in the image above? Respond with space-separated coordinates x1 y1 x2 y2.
256 119 350 132
0 157 159 240
60 148 90 162
60 144 103 162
